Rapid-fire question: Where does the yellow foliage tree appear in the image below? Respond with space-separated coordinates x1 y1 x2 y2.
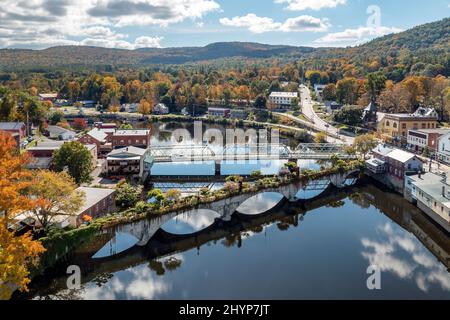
0 132 45 300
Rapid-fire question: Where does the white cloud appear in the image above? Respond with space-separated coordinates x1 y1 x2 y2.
219 13 329 33
0 0 220 49
275 0 346 11
313 25 403 47
80 36 163 49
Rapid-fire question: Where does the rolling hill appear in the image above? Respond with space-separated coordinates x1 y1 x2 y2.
0 18 448 71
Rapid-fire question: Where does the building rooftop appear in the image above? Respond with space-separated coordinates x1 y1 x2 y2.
87 128 108 142
108 146 147 157
386 149 417 163
409 128 450 135
113 130 150 136
47 125 75 136
39 93 58 99
75 187 115 216
269 92 298 98
372 144 394 157
28 140 65 151
0 122 25 130
384 113 438 120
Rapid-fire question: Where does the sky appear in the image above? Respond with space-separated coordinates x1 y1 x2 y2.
0 0 449 50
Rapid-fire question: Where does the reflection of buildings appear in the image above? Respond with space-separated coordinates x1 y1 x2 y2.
360 184 450 270
405 172 450 233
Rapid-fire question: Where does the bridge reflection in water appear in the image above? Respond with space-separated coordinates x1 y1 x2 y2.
20 176 450 300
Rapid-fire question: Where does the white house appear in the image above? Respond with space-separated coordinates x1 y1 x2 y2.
268 92 298 110
438 131 450 164
153 103 169 115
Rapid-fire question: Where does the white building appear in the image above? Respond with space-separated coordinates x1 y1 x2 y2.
268 92 298 110
438 131 450 164
106 146 152 179
405 172 450 233
153 103 169 115
314 84 327 100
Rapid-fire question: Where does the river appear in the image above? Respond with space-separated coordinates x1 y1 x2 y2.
19 183 450 300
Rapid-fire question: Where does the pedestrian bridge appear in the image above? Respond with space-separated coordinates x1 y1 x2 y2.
147 143 354 163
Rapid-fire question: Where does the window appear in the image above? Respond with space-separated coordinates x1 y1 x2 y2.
393 123 398 128
422 123 426 129
402 124 407 129
386 121 390 127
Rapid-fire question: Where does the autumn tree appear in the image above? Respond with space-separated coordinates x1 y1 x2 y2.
0 132 45 299
53 141 93 184
27 171 85 230
165 189 181 202
138 98 152 115
314 132 328 143
353 134 378 159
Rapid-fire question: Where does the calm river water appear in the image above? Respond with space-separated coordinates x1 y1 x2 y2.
21 184 450 300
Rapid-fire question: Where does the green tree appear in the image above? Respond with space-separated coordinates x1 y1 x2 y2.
115 180 142 209
53 141 93 184
366 72 387 102
48 111 65 125
254 95 267 109
119 123 133 130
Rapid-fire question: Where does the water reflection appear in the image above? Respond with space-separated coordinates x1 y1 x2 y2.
361 222 450 293
236 192 285 215
92 232 139 259
23 185 450 300
161 210 221 235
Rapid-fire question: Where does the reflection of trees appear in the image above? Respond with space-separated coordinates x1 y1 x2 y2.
222 233 242 248
327 200 345 208
349 192 371 209
93 272 114 287
35 288 84 300
149 257 183 275
277 222 290 231
164 257 182 271
149 260 165 276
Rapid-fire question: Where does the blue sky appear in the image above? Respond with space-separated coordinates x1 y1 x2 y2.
0 0 448 49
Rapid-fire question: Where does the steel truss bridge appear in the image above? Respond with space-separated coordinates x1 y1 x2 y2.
147 143 354 163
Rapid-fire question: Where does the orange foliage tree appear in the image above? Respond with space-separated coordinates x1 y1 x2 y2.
0 132 45 299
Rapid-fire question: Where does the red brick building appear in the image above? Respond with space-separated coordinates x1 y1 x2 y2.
112 130 151 149
0 122 27 140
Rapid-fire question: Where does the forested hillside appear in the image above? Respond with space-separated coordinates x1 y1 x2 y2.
0 18 448 74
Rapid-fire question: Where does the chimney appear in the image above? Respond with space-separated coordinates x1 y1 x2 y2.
418 171 421 179
443 186 446 198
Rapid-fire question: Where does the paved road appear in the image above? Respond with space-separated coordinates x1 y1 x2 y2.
298 85 355 144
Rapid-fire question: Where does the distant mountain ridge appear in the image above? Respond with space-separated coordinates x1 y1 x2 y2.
0 18 448 70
